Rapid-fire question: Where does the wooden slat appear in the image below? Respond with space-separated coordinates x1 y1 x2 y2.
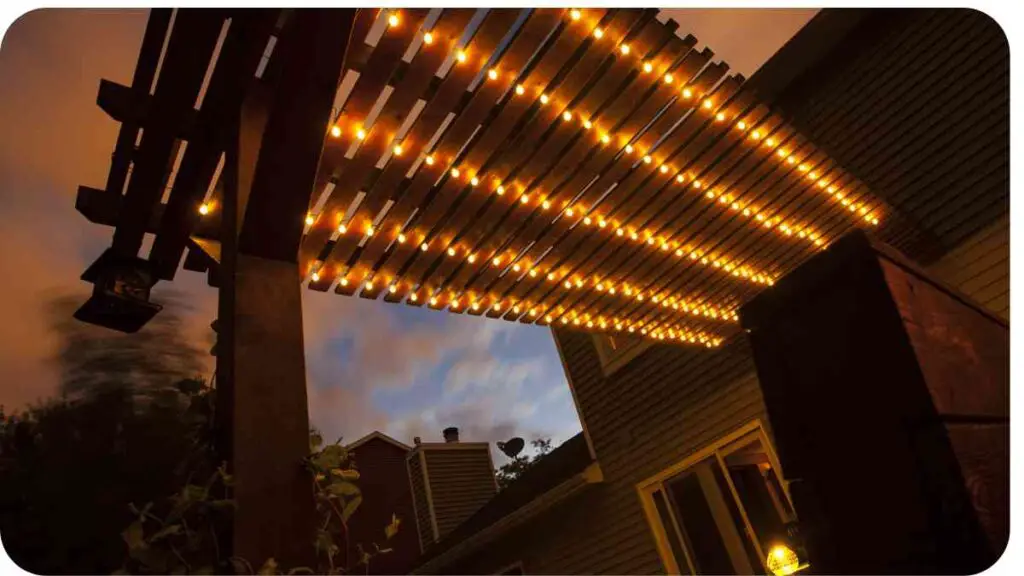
478 45 718 318
407 9 650 306
299 8 430 272
494 71 740 328
324 9 565 300
303 9 476 271
339 9 577 303
377 8 606 303
317 9 526 291
456 21 697 314
111 10 226 258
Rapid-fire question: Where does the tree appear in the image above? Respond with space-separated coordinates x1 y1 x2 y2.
495 438 553 490
0 292 210 574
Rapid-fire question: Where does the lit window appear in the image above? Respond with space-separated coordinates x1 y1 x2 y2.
638 422 806 576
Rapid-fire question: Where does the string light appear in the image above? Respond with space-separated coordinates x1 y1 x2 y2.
423 32 433 45
487 68 498 80
643 61 653 73
424 155 435 166
388 13 399 28
305 214 315 226
570 9 581 20
356 128 366 140
620 44 630 55
330 125 342 138
456 50 467 63
593 28 604 39
198 203 211 216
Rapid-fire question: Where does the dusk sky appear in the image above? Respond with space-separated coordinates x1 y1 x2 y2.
0 8 815 460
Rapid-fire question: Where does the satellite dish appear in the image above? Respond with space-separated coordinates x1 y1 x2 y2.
497 437 525 459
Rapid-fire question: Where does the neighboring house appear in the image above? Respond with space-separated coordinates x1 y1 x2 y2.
345 432 420 575
408 8 1007 575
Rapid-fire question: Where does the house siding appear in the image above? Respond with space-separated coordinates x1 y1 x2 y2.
437 331 770 574
757 8 1008 265
928 215 1008 320
407 453 435 552
422 447 498 540
346 438 420 574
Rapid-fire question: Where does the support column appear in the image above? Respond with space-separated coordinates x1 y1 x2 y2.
740 230 1008 574
214 9 355 569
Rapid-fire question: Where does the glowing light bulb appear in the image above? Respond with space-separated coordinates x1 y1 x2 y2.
340 278 349 287
520 194 530 204
492 257 502 266
424 155 435 166
468 254 476 264
693 180 702 189
643 155 652 164
451 167 461 178
564 280 572 289
625 144 634 154
494 302 502 311
540 93 549 104
570 9 581 20
715 112 726 122
430 297 438 306
423 32 433 44
305 214 315 226
447 247 456 257
388 13 399 27
562 110 573 121
496 185 505 196
542 200 551 210
682 87 693 99
676 174 685 183
356 128 366 140
643 62 653 73
330 125 342 138
583 119 592 130
366 225 375 236
529 269 537 278
450 300 459 310
470 176 479 186
389 284 397 294
472 301 480 311
593 28 604 39
620 44 630 55
397 233 406 244
420 242 429 252
513 263 521 272
393 144 403 156
565 208 575 217
616 228 624 237
515 84 525 95
338 224 348 233
663 73 673 84
736 121 746 130
410 293 418 302
702 99 713 110
198 203 211 216
456 50 467 63
311 272 320 282
487 68 498 80
601 134 611 144
660 165 669 174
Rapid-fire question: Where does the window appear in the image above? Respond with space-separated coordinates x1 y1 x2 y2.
592 334 651 375
638 421 804 575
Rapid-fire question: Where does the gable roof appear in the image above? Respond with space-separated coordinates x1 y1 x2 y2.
413 432 597 571
345 430 412 452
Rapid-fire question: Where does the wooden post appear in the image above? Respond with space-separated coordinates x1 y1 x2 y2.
214 9 356 569
740 230 1008 574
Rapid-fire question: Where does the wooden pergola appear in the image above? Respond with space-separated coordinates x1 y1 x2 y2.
73 7 910 567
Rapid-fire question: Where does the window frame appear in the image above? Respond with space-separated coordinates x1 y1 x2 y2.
592 333 652 375
636 420 793 575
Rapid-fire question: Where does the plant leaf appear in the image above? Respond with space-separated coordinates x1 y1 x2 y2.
258 557 279 575
327 481 360 497
122 520 145 550
148 523 182 542
342 495 363 523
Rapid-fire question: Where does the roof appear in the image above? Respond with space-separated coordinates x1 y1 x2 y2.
413 432 596 570
345 430 413 452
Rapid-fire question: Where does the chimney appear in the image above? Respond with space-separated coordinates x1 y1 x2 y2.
405 430 498 550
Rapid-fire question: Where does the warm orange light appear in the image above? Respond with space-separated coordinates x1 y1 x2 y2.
663 73 674 84
388 13 400 28
496 185 505 196
393 144 403 156
643 155 652 164
702 99 713 109
736 121 746 130
601 134 611 144
515 84 526 95
620 44 630 55
409 293 418 302
570 9 581 21
715 112 726 122
305 214 315 226
423 32 434 44
520 194 529 204
397 233 406 244
470 176 480 186
424 155 435 166
593 28 604 39
311 271 320 282
540 93 550 104
562 110 573 121
330 125 342 138
338 223 348 233
447 247 456 257
643 62 653 73
420 242 429 251
660 165 669 174
583 119 593 130
468 254 477 264
388 284 397 294
456 50 467 63
340 278 349 287
487 68 498 80
356 128 366 140
492 257 502 266
451 167 461 178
